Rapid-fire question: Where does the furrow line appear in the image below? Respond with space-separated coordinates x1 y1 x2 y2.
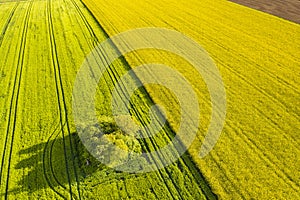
64 2 167 197
0 2 19 47
43 120 67 198
0 1 33 199
122 51 251 199
46 0 75 199
133 0 299 94
217 59 300 145
190 83 300 193
69 0 217 198
227 120 300 191
89 39 185 198
102 49 213 199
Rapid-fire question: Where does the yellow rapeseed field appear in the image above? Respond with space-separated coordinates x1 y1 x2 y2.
82 0 300 199
1 0 299 198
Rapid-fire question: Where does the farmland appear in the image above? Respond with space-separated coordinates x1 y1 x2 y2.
0 0 299 199
0 0 215 199
82 0 300 199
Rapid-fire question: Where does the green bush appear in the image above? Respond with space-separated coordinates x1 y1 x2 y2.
77 116 144 168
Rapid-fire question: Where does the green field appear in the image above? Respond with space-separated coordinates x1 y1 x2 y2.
0 0 299 199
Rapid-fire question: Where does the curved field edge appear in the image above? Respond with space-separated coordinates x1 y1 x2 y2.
81 0 300 199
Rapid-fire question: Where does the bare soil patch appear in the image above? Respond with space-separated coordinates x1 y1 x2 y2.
229 0 300 24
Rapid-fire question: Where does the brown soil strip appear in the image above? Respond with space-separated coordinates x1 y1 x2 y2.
229 0 300 24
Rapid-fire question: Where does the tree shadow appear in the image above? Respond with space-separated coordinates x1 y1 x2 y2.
3 117 216 199
5 121 134 199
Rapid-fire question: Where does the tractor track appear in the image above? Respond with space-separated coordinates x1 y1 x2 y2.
175 60 300 195
138 2 300 104
124 25 300 194
67 0 217 198
140 0 300 95
43 120 67 199
89 4 261 198
65 2 184 197
0 1 19 47
0 0 33 198
90 24 216 199
91 9 218 198
66 1 246 198
62 0 134 198
185 10 299 94
46 0 81 199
